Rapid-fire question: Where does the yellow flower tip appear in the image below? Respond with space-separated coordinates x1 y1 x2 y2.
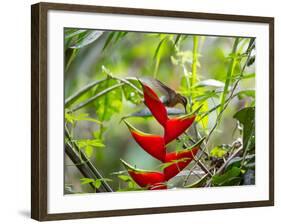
123 119 152 137
120 159 151 173
120 159 134 171
123 119 136 132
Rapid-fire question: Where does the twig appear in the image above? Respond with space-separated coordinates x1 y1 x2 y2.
70 83 124 112
106 74 143 95
180 138 212 176
185 173 209 188
65 78 106 107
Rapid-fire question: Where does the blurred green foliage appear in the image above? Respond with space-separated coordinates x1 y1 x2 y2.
64 28 256 193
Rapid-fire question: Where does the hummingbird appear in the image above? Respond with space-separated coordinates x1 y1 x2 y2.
141 78 188 113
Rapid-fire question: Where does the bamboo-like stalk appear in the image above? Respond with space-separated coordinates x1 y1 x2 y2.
219 38 240 113
191 36 199 87
65 130 113 192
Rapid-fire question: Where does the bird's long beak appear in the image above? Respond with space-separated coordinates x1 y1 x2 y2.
184 106 187 114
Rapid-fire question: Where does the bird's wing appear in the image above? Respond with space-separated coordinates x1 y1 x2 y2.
141 78 176 99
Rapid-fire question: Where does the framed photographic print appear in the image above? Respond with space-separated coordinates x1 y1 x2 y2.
31 2 274 221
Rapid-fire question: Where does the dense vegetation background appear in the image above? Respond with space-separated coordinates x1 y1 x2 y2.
64 29 255 194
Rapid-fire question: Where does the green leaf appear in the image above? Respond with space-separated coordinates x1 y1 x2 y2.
64 29 89 50
210 146 227 158
76 139 105 158
65 112 101 124
158 158 192 170
237 90 255 99
233 107 255 151
80 178 95 185
103 31 128 51
70 31 104 49
85 145 93 157
122 79 142 104
154 37 167 60
65 112 74 124
114 32 128 43
195 79 225 88
88 139 105 148
93 78 123 121
118 175 132 182
77 139 105 148
65 29 87 40
212 167 241 186
94 179 102 189
242 73 255 79
80 178 112 189
194 100 208 129
174 34 181 46
102 32 115 51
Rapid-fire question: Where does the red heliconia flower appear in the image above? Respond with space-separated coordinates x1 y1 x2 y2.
141 82 168 127
121 81 205 190
124 120 166 162
164 138 205 181
164 114 196 144
121 159 167 190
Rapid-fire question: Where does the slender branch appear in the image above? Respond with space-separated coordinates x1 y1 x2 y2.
194 157 212 176
180 138 212 176
219 38 240 113
185 173 209 188
65 78 106 107
187 135 209 157
106 74 143 95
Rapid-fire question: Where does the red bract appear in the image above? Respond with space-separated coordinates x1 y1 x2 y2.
121 159 167 190
164 138 204 181
124 120 166 162
141 82 168 127
121 80 204 191
140 81 198 144
164 114 196 144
